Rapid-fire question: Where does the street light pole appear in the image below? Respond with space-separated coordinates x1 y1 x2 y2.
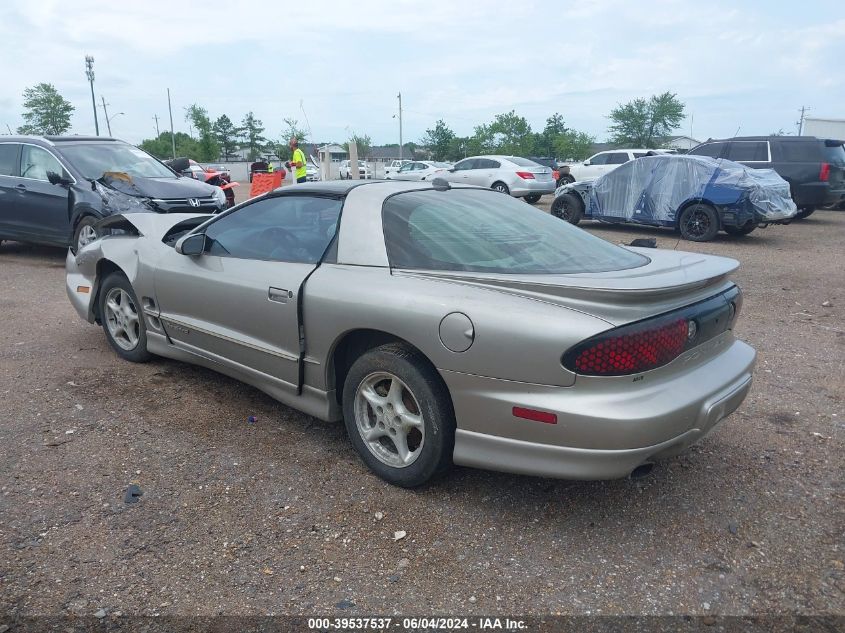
101 96 112 136
397 92 403 160
85 56 99 136
167 88 176 159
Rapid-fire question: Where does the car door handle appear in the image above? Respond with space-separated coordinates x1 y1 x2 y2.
15 184 26 191
268 287 292 303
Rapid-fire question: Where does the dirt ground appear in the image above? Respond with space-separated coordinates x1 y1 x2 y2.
0 199 842 620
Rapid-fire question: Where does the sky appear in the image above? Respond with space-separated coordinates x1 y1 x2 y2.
1 0 843 147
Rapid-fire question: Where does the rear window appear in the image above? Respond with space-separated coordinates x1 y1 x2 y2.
727 141 769 162
822 142 845 167
508 157 540 167
0 143 17 176
777 141 820 162
382 189 647 274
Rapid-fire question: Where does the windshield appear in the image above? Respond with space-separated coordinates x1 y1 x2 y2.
383 189 648 274
60 142 177 180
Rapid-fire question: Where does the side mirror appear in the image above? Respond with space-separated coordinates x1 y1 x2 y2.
47 171 71 186
583 160 591 166
175 233 206 256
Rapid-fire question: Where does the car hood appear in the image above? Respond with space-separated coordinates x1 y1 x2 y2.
397 248 739 326
101 175 218 199
100 212 214 238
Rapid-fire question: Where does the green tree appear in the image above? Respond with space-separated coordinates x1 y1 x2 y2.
213 115 241 159
240 112 267 161
344 133 372 159
17 83 74 135
139 131 200 160
532 113 568 155
488 110 533 155
421 120 455 161
185 104 219 161
467 124 495 155
608 92 685 148
553 130 595 161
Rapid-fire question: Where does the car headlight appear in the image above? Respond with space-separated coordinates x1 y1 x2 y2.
212 186 226 207
94 181 155 215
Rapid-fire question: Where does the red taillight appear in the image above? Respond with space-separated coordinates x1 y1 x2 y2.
512 407 557 424
820 162 830 182
515 171 535 180
567 319 689 376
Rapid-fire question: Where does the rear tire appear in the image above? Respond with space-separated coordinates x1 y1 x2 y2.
342 343 455 488
559 174 575 185
491 181 510 195
551 192 583 225
524 194 541 204
795 206 815 219
724 222 756 236
98 272 152 363
679 203 720 242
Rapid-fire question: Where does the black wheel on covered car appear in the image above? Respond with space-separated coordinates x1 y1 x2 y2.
795 206 815 219
524 194 541 204
724 222 756 236
72 216 99 254
559 174 575 185
98 272 152 364
342 343 455 488
679 203 719 242
551 192 583 225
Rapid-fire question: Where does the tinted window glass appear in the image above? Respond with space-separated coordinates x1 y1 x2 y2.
478 159 500 169
0 144 18 176
778 141 820 162
633 152 648 158
20 145 64 181
690 143 725 158
727 141 768 162
607 152 630 165
822 142 845 167
589 153 610 165
61 142 175 179
204 195 342 263
509 157 539 167
383 189 647 274
454 159 476 171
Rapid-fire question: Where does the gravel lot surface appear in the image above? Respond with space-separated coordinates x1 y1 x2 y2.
1 198 842 619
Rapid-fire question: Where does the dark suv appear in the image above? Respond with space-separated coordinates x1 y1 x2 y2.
688 136 845 218
0 136 227 252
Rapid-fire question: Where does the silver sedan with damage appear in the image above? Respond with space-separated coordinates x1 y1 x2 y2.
66 179 756 487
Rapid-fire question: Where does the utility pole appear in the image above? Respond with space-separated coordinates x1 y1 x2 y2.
100 96 112 136
153 114 160 137
85 56 99 136
167 89 176 159
797 106 810 135
397 92 403 160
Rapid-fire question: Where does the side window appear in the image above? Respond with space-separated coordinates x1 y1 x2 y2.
20 145 65 181
398 163 412 172
453 159 477 171
777 141 818 162
727 141 769 162
484 159 501 169
633 152 648 159
589 153 610 165
203 195 342 263
689 143 725 158
0 144 19 176
607 152 630 165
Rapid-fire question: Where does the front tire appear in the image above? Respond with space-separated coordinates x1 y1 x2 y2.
491 181 510 195
72 216 99 254
524 194 541 204
342 343 455 487
678 203 719 242
551 192 583 225
98 273 152 363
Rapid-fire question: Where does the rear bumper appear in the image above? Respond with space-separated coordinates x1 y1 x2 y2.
794 182 844 207
510 180 557 197
445 337 756 479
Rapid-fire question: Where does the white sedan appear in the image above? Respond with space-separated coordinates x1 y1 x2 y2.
388 160 452 181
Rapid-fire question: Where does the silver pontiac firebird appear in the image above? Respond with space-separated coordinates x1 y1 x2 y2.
66 180 756 487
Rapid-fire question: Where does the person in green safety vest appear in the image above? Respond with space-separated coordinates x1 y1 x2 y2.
286 138 307 183
266 161 275 173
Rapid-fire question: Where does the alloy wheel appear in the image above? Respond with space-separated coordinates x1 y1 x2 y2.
683 207 711 240
77 225 97 250
104 287 141 351
353 372 425 468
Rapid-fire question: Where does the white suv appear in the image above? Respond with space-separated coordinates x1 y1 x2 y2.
338 160 373 180
566 149 654 182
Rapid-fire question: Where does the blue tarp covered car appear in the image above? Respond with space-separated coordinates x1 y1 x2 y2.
551 154 797 241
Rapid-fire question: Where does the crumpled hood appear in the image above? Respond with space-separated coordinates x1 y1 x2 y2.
101 174 218 199
397 247 740 325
